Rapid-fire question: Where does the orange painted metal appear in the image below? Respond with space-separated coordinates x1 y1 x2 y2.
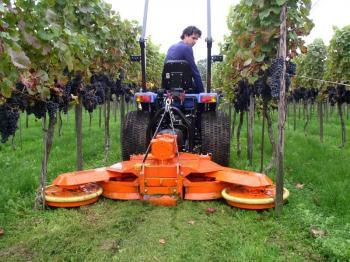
206 167 273 187
143 186 177 195
225 201 275 210
150 134 177 160
47 134 287 209
52 168 111 186
223 185 279 210
144 178 177 187
184 175 227 200
144 195 178 206
46 197 100 208
45 183 102 208
99 179 140 200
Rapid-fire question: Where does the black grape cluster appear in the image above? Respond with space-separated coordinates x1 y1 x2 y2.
123 84 135 103
325 85 350 106
0 104 20 143
0 70 132 143
69 73 83 96
59 81 73 114
81 74 109 113
306 88 319 103
253 76 271 102
7 83 29 111
26 100 47 119
111 70 125 98
268 57 285 98
286 61 296 76
233 80 250 113
47 101 58 119
267 57 294 98
82 84 99 113
80 71 135 113
291 87 304 102
291 87 319 103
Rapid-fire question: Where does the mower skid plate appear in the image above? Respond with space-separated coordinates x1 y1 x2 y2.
52 168 111 186
206 167 273 187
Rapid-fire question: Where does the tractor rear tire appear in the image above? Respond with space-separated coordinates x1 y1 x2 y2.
121 111 150 160
201 111 231 166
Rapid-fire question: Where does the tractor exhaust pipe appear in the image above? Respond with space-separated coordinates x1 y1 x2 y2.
140 0 149 92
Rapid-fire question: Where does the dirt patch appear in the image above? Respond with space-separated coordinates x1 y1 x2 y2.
0 244 34 260
99 239 122 252
268 233 323 261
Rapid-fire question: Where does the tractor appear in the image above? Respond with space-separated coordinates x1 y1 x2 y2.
121 0 230 166
44 0 289 209
121 60 230 166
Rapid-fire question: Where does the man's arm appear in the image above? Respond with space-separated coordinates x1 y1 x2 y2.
183 46 204 93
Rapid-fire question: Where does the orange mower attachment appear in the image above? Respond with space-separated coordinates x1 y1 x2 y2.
45 134 289 209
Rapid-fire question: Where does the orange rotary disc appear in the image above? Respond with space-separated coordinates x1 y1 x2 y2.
221 186 289 210
45 183 103 208
184 177 226 200
99 179 140 200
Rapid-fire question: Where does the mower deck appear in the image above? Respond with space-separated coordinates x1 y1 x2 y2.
45 134 288 209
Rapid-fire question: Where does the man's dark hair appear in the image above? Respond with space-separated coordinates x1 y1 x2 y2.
180 26 202 40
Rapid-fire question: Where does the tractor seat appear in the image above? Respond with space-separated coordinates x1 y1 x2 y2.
162 60 193 91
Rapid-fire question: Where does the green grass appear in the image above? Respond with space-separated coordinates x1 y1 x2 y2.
0 105 349 261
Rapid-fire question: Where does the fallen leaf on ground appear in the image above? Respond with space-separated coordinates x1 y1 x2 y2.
206 207 216 214
0 228 4 236
295 183 304 189
188 220 195 225
310 227 326 238
159 239 166 244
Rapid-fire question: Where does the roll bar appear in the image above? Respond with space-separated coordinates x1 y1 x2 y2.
136 0 221 93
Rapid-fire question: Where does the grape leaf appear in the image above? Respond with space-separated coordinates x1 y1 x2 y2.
276 0 287 6
6 46 31 69
0 78 13 98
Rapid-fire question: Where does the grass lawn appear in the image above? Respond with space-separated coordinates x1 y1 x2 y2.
0 104 349 261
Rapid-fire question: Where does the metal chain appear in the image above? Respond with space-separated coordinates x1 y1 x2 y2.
141 98 173 175
168 102 181 176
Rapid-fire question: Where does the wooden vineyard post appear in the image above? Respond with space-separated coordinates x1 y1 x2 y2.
26 112 29 128
99 106 102 128
260 110 265 173
229 104 232 131
319 101 324 143
113 98 117 122
236 111 244 158
337 102 346 147
58 110 63 137
75 98 83 171
104 86 111 162
231 109 237 137
247 92 254 166
304 101 309 136
36 115 55 209
275 4 287 216
120 94 125 127
293 99 296 131
264 102 276 173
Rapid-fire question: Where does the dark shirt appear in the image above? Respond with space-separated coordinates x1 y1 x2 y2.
165 41 204 93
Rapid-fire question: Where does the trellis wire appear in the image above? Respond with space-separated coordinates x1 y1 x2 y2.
289 74 350 87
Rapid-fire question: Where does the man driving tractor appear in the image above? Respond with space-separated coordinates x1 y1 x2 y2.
165 26 204 93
